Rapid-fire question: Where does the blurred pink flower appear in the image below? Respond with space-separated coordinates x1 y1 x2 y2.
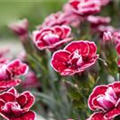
62 3 81 27
37 12 67 29
102 30 120 44
33 25 72 50
9 18 28 40
97 25 115 34
0 87 35 120
0 59 28 91
103 31 113 42
22 71 40 89
69 0 101 16
99 0 110 6
88 82 120 120
87 15 114 37
51 41 98 76
87 15 111 27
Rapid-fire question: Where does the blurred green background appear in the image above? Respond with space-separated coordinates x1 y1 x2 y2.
0 0 66 39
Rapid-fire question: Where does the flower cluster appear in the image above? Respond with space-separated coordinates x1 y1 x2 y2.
0 58 35 120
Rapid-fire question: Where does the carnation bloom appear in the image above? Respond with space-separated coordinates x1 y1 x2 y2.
37 12 67 29
69 0 101 16
9 18 28 40
88 82 120 120
0 59 28 91
51 41 98 76
0 87 35 120
33 25 72 50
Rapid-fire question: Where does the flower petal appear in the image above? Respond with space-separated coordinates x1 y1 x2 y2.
116 43 120 55
51 50 70 74
17 94 27 107
0 99 5 111
109 81 120 95
22 92 35 111
87 42 97 58
0 93 15 102
8 59 28 76
80 55 98 70
104 108 120 120
88 112 105 120
8 87 18 96
62 25 71 38
53 26 64 38
0 79 21 92
64 41 89 57
7 111 36 120
88 85 108 110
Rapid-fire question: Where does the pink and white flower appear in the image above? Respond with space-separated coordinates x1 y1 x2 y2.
88 82 120 120
37 12 67 29
51 41 98 76
9 18 28 40
0 87 35 120
0 59 28 91
69 0 101 16
33 25 72 50
62 3 81 27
